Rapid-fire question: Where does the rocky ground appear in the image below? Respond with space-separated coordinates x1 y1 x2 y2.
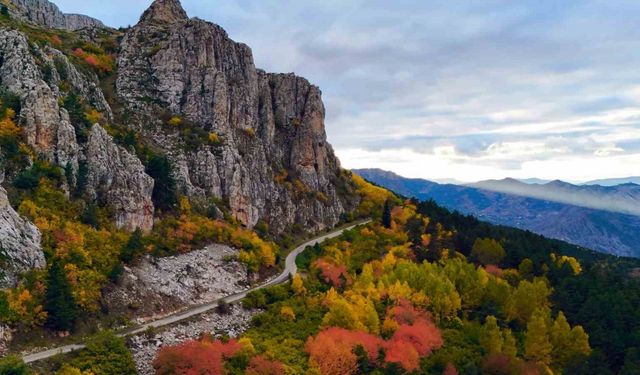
127 304 257 375
103 244 249 321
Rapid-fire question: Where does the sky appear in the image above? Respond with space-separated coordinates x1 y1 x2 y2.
54 0 640 183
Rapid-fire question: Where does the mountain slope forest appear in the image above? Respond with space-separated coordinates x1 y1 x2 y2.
143 176 640 375
355 168 640 257
0 1 638 375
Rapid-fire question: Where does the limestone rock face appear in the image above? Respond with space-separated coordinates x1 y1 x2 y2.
7 0 104 30
117 0 357 233
0 187 45 289
0 28 78 164
85 125 155 232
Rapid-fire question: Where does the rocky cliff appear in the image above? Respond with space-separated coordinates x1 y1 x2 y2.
0 186 44 288
6 0 104 30
0 0 357 287
116 0 355 232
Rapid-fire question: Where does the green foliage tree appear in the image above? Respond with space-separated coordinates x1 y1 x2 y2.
518 258 534 279
63 92 90 142
71 331 137 375
44 260 78 332
0 355 31 375
471 238 506 265
121 229 144 264
619 348 640 375
74 161 89 198
145 154 178 212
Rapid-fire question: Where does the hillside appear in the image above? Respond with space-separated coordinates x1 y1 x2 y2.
0 1 639 375
355 168 640 257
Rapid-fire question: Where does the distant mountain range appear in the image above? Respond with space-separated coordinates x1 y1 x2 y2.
354 169 640 258
583 176 640 186
469 178 640 216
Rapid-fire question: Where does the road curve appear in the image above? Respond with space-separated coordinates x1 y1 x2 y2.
22 220 370 364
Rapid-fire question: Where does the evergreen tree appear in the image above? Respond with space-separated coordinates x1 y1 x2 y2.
121 229 144 263
619 348 640 375
74 161 88 198
44 260 78 332
81 203 99 228
145 154 178 212
382 199 393 228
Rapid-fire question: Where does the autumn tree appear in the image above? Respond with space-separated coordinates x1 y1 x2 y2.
153 338 241 375
506 278 551 325
524 309 552 366
481 315 504 355
550 312 590 369
306 328 382 375
245 356 285 375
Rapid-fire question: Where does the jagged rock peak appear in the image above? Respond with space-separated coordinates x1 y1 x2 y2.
8 0 104 30
139 0 188 24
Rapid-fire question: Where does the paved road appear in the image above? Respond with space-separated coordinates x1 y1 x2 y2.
22 220 370 364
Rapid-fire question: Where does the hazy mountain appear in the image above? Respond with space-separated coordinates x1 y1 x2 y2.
355 168 640 257
470 178 640 216
584 176 640 186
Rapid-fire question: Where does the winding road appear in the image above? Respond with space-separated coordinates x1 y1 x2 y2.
22 220 370 364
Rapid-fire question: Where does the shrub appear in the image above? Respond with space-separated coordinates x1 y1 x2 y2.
0 355 31 375
71 331 136 375
168 116 182 126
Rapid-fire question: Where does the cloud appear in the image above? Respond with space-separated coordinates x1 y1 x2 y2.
54 0 640 182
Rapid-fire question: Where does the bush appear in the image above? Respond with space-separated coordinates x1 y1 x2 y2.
0 355 31 375
71 331 136 375
13 161 63 191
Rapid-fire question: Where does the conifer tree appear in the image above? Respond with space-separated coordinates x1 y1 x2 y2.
44 260 78 331
382 199 393 228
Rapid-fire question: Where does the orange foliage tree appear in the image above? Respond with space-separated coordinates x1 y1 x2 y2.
305 327 383 375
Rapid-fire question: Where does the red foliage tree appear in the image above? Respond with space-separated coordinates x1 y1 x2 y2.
245 355 285 375
388 298 431 325
153 338 242 375
443 362 459 375
314 259 351 288
305 327 383 375
383 319 443 372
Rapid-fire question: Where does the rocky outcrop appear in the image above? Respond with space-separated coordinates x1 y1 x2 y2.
0 187 45 289
85 125 154 232
0 28 79 165
0 324 13 356
103 244 246 319
116 0 356 233
7 0 104 30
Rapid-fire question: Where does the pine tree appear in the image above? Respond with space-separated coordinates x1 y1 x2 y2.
121 229 144 263
44 260 78 332
382 199 393 228
145 154 178 212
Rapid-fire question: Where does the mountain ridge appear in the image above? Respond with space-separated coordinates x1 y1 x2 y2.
355 168 640 257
